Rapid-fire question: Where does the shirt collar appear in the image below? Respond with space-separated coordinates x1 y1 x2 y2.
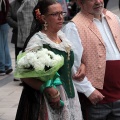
93 13 105 21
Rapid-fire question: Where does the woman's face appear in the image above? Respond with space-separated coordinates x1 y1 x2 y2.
44 3 65 32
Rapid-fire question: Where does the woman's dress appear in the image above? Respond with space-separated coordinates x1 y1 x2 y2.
15 31 83 120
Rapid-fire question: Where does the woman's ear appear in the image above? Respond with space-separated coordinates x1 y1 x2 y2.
41 15 48 30
41 15 46 23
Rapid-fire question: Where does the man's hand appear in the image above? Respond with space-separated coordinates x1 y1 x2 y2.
88 89 105 105
73 63 86 81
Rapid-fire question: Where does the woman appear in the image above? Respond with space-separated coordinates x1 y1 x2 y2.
15 0 84 120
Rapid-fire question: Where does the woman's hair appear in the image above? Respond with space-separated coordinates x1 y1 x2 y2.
22 0 58 52
33 0 57 19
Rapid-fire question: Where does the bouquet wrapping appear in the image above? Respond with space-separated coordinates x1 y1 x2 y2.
14 48 64 82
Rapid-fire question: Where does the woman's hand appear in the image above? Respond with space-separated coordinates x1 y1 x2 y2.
72 63 86 81
44 87 61 109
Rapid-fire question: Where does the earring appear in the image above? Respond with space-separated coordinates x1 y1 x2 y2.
44 21 48 30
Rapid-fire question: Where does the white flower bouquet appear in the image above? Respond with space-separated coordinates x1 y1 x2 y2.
14 48 64 82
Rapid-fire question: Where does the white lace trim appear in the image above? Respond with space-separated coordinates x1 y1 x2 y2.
26 30 73 52
44 85 83 120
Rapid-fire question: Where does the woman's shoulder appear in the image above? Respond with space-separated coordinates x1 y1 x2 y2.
33 31 46 39
58 30 72 45
25 31 45 51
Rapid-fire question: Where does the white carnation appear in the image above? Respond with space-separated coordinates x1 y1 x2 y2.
47 51 56 58
26 52 36 61
17 48 64 72
34 59 45 71
18 56 30 68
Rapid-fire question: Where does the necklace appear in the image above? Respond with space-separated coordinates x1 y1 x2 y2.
55 41 59 44
42 30 61 44
47 34 61 44
54 39 61 44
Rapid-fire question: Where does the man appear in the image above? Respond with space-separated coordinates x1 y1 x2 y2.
63 0 120 120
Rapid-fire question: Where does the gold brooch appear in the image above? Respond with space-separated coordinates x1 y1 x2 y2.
65 45 71 60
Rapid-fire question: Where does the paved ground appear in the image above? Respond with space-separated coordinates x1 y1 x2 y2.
0 0 120 120
0 28 23 120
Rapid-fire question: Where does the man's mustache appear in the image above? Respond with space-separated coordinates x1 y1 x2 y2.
93 4 104 8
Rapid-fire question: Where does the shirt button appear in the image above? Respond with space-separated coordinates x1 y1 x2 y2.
98 65 102 69
97 77 100 80
99 54 102 57
99 42 102 46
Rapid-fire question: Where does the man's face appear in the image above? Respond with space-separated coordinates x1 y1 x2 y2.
80 0 104 19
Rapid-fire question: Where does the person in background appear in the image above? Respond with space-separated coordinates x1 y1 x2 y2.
14 0 38 85
16 0 38 52
104 0 109 8
7 0 23 81
57 0 68 14
57 0 69 20
15 0 84 119
0 0 13 76
63 0 120 120
67 0 78 19
119 0 120 10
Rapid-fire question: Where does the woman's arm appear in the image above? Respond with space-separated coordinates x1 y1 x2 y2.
21 78 59 96
21 78 43 90
21 78 61 108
